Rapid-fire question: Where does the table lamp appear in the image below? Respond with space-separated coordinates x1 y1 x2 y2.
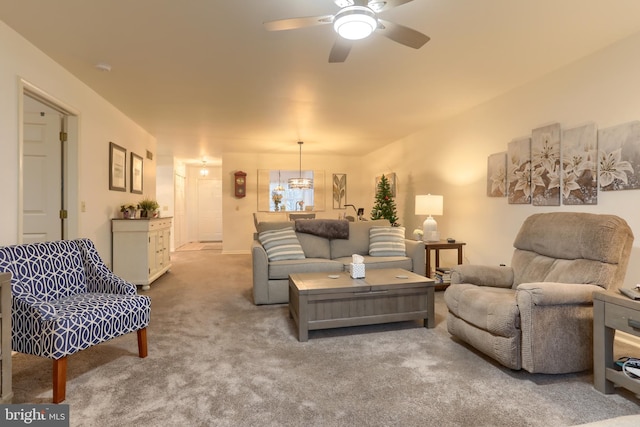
415 194 443 242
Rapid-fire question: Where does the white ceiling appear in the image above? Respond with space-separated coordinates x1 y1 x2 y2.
3 0 640 164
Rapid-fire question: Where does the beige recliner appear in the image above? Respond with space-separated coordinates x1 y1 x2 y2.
444 212 633 374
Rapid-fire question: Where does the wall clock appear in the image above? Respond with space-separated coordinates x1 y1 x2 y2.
234 171 247 198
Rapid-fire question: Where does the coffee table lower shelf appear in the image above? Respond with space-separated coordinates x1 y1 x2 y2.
289 269 435 342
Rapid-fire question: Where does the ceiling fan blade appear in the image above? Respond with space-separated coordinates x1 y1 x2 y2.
328 38 353 63
368 0 414 12
264 15 334 32
376 19 430 49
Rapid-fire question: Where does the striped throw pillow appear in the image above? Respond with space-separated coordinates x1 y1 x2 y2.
369 226 406 257
258 227 306 261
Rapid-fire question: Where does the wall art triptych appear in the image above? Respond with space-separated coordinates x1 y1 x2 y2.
487 120 640 205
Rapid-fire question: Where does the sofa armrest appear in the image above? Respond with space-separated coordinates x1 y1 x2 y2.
451 265 514 288
75 238 136 295
516 282 603 306
12 293 57 320
252 240 270 304
405 239 425 276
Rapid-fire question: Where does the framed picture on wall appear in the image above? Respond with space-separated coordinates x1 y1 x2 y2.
109 142 126 192
332 173 347 208
130 152 143 194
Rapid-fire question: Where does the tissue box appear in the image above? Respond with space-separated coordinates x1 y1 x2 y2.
350 263 365 279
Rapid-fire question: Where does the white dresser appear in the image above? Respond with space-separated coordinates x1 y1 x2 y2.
112 218 172 290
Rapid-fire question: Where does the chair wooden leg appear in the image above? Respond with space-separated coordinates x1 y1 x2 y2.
137 328 148 358
53 357 67 404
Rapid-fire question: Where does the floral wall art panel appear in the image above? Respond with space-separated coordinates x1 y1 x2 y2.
507 137 531 204
333 173 346 209
531 123 561 206
487 152 507 197
561 123 597 205
598 121 640 191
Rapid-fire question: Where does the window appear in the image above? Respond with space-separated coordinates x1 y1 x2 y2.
257 170 325 212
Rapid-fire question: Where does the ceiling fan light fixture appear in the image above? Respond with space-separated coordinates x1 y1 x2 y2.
333 6 377 40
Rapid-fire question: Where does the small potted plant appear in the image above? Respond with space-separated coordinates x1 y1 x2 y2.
120 204 137 219
413 228 424 241
138 198 159 218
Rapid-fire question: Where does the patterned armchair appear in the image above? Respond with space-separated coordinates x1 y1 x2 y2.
0 239 151 403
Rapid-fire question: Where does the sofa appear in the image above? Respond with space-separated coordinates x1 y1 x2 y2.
444 212 633 374
252 219 425 304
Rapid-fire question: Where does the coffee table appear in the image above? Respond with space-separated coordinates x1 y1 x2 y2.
288 268 436 341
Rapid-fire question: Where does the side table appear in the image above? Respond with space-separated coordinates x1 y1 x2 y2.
593 290 640 395
424 241 466 290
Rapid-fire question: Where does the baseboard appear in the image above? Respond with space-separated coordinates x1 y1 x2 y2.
221 249 251 255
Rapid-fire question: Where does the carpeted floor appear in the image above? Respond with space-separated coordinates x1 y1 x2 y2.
10 250 640 426
176 241 223 252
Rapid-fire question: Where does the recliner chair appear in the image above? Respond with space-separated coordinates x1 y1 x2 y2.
444 212 633 374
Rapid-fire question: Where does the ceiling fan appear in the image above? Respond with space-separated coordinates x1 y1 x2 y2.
264 0 430 63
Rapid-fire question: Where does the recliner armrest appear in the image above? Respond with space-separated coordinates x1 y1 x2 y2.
451 265 514 288
516 282 603 306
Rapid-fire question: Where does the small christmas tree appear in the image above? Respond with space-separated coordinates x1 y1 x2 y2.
371 174 399 225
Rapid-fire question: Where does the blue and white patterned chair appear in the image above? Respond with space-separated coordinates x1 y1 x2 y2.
0 238 151 403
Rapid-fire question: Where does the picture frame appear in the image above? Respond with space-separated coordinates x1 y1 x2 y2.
130 152 143 194
109 142 126 192
332 173 347 209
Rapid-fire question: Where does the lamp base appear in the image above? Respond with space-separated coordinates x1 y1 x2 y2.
423 216 440 242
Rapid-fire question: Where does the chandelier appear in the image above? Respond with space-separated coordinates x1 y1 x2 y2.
288 141 313 189
199 160 208 177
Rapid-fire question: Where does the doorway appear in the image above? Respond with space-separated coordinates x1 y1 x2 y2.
20 82 79 243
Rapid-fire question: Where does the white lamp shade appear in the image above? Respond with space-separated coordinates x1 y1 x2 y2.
415 194 443 216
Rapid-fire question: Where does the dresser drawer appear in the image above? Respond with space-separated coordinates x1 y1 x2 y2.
604 301 640 335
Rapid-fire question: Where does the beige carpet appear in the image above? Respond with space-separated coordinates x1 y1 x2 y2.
9 250 640 426
176 241 223 251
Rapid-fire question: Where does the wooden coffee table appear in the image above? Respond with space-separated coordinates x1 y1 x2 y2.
289 268 436 341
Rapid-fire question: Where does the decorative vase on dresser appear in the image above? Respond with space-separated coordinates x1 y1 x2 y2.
111 217 172 290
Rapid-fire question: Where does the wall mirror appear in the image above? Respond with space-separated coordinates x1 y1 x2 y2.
257 170 325 212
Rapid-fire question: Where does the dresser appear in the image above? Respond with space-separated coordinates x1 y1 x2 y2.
0 272 12 403
112 218 172 290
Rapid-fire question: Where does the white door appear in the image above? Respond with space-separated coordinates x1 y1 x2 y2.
174 173 187 249
23 111 62 243
197 178 222 241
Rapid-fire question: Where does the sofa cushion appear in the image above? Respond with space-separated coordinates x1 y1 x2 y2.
330 219 390 259
333 255 412 271
258 228 305 261
296 232 331 259
268 258 344 280
369 226 406 256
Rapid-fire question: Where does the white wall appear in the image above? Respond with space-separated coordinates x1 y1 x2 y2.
363 30 640 287
221 152 367 253
0 21 156 263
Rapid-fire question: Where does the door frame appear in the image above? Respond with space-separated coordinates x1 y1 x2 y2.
18 79 80 243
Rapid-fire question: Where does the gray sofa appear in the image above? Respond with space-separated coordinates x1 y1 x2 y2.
252 219 425 305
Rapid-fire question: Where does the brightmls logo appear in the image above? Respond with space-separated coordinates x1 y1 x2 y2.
1 405 69 426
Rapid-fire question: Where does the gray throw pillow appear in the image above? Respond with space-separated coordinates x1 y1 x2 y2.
258 227 306 261
369 226 406 257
